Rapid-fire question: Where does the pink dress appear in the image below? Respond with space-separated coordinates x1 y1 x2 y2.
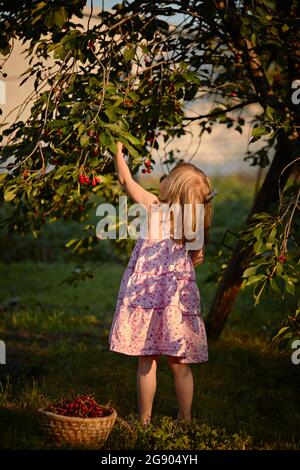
108 204 208 364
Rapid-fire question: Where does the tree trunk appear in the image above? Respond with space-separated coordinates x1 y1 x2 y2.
205 2 300 340
205 132 295 339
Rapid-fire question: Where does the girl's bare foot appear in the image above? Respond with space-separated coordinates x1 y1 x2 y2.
140 416 151 429
177 410 192 424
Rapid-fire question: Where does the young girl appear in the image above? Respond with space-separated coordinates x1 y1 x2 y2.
108 141 215 426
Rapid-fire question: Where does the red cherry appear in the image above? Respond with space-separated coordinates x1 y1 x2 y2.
145 160 151 167
147 169 152 173
88 129 95 137
88 40 95 51
123 99 133 107
278 255 286 263
142 168 147 174
78 174 85 183
92 178 97 186
22 169 30 180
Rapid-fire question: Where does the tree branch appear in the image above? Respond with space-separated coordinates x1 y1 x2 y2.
182 100 257 121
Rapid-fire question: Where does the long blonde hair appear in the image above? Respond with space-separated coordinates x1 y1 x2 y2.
158 162 214 248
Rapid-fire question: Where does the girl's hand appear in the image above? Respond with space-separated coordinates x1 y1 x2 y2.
113 141 158 207
116 141 124 154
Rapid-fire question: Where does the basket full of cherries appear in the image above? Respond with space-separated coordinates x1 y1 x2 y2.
38 394 117 448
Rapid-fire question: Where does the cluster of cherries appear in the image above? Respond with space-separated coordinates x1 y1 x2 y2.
45 395 113 418
78 173 102 186
141 159 153 174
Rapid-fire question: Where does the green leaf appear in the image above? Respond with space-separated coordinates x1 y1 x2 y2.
53 165 70 179
45 7 67 30
54 7 68 29
252 126 269 137
65 238 78 248
53 45 66 60
272 326 289 342
77 124 87 136
253 239 265 254
4 188 17 202
128 91 139 101
244 274 267 286
269 226 277 241
49 120 66 129
104 107 119 122
0 172 8 183
124 47 135 62
32 13 44 25
266 106 280 122
117 138 139 159
80 133 90 148
122 132 141 146
50 143 67 156
32 1 47 14
240 23 250 38
56 184 68 196
182 70 201 85
251 212 273 220
276 262 283 275
99 132 112 147
254 227 263 240
242 266 258 278
270 278 282 294
285 280 295 295
282 24 289 32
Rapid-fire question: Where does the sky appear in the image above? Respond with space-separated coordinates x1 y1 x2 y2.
88 0 185 24
89 0 116 9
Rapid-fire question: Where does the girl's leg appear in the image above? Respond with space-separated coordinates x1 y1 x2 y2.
137 355 160 425
168 356 194 423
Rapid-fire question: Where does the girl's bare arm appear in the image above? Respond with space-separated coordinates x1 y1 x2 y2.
113 142 158 207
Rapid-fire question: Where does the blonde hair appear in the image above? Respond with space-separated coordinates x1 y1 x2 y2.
158 162 214 247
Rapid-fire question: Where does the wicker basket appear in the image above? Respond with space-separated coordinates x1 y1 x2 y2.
38 407 117 448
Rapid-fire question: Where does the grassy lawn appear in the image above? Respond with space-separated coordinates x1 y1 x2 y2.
0 174 299 450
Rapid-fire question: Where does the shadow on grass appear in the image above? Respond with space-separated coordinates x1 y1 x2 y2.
0 405 47 450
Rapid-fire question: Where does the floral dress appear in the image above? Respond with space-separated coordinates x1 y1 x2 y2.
108 203 208 363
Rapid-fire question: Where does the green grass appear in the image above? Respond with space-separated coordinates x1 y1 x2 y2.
0 173 299 450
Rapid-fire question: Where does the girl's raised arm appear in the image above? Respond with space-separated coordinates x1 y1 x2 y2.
113 142 158 207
